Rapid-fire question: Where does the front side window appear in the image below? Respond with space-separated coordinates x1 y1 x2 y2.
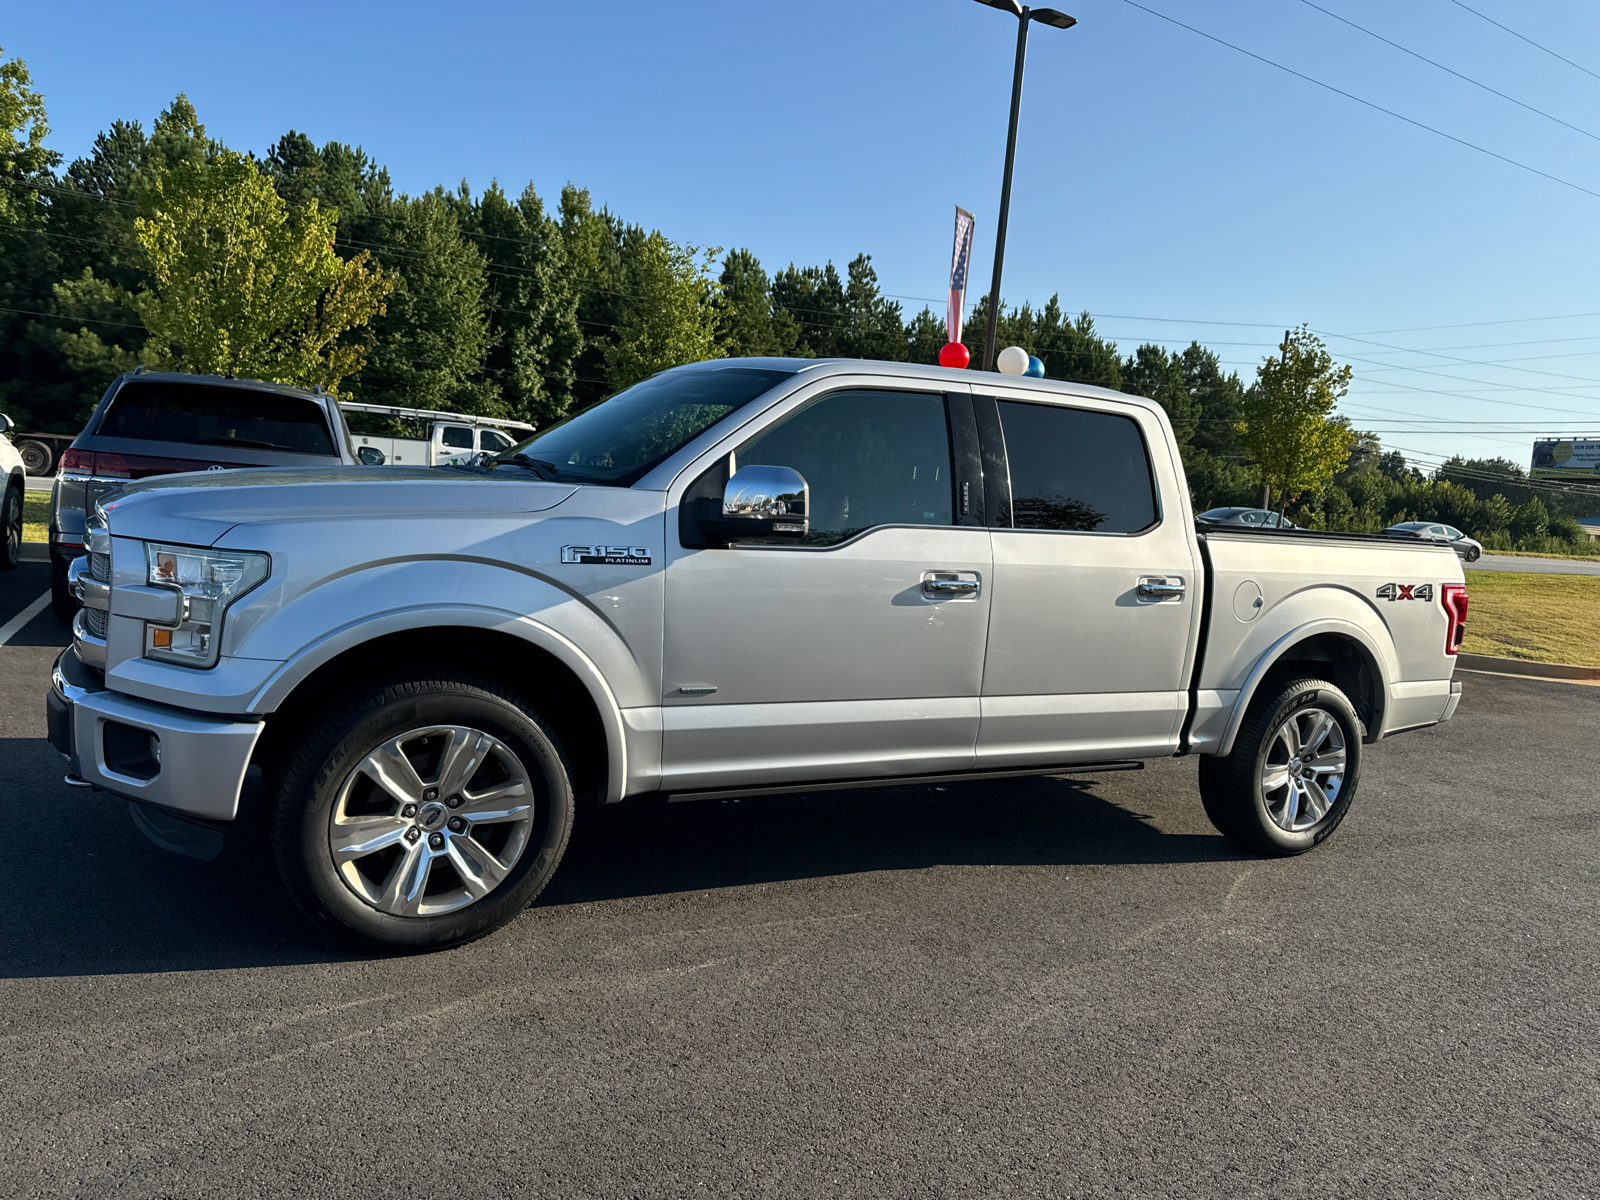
97 380 336 456
996 400 1157 533
1239 511 1263 526
441 426 474 449
480 429 514 452
505 366 795 487
737 389 953 546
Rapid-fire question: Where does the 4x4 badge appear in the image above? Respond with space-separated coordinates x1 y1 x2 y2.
561 544 652 566
1376 582 1433 601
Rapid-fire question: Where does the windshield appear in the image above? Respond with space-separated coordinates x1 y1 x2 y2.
502 366 795 486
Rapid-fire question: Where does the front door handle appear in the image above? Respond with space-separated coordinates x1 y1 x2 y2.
923 572 981 599
1137 576 1185 601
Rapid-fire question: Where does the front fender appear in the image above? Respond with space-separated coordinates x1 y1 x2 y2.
247 601 634 804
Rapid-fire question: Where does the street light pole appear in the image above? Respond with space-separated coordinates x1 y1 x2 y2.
973 1 1076 372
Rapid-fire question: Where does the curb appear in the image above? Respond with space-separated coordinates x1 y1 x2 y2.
1457 652 1600 682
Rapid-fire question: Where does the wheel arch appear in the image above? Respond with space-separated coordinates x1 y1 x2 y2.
1215 621 1392 757
252 619 627 804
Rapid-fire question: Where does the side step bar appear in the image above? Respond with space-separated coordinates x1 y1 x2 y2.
661 760 1144 804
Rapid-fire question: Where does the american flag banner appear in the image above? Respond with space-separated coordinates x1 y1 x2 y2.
947 206 976 345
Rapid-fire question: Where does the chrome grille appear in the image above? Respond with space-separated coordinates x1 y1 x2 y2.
84 605 108 639
89 550 110 583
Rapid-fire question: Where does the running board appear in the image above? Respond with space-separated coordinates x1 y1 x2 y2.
661 760 1144 804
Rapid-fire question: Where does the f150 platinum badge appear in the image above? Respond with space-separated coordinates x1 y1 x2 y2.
561 544 652 566
1376 582 1434 601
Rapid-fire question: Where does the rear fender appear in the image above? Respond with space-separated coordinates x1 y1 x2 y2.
1212 590 1400 757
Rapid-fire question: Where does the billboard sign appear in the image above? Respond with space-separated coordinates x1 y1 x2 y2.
1531 439 1600 479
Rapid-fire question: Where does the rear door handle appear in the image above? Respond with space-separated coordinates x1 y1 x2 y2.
1137 576 1185 601
923 572 981 599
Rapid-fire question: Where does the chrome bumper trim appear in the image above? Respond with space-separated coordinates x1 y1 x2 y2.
67 555 109 610
71 607 108 668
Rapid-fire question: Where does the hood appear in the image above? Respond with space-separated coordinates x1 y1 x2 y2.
98 466 580 547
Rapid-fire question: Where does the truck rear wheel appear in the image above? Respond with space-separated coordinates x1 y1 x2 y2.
271 675 575 951
1198 675 1362 855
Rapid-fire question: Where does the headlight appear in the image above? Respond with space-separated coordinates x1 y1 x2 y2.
144 543 270 667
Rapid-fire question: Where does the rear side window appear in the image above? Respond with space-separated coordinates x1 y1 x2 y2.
441 426 474 449
97 380 336 456
996 400 1157 533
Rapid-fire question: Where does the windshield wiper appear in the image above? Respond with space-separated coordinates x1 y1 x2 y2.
485 451 563 481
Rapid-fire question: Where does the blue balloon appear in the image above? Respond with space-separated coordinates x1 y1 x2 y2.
1025 355 1045 378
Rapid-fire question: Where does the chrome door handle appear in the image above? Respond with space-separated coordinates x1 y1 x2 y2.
923 576 981 597
1137 576 1185 601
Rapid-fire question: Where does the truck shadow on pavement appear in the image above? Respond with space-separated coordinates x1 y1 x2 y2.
1 741 1248 979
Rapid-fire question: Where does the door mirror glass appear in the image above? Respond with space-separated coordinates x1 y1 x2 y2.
708 464 809 542
356 445 386 465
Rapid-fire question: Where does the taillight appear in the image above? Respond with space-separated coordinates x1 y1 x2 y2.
95 453 131 479
1442 584 1469 655
59 449 94 473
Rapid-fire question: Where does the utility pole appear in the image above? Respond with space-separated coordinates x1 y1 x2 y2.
972 1 1076 371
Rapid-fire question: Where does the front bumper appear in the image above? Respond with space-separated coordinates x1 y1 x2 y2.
47 647 265 822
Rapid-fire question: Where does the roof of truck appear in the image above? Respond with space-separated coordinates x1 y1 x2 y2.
673 356 1140 409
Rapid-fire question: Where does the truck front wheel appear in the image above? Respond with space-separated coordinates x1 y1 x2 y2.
271 675 575 951
1198 675 1363 855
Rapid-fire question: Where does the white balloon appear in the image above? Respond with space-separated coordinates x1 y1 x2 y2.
997 345 1030 375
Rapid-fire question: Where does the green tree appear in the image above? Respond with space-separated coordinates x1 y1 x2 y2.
1239 326 1357 512
0 46 57 225
465 181 583 425
349 191 497 412
1122 343 1198 447
600 233 724 390
133 148 392 393
1508 497 1548 543
718 248 798 358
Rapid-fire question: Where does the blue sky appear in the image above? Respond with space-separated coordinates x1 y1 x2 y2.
9 0 1600 467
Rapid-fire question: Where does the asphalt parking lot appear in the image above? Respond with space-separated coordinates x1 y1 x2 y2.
2 560 1597 1199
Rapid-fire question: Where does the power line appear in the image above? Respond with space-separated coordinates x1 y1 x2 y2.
1447 0 1600 85
1351 310 1600 334
1299 0 1600 144
1120 0 1600 202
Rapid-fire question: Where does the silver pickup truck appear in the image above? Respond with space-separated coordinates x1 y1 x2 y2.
45 359 1468 951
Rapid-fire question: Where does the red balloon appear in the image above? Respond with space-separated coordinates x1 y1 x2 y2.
939 341 970 369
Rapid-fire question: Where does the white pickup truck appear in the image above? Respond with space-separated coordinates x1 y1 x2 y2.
340 402 534 467
46 359 1468 951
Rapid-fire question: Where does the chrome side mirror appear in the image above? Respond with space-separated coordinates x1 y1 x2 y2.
706 464 808 542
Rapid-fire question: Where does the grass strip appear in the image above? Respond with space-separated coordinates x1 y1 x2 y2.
1461 570 1600 667
22 490 48 542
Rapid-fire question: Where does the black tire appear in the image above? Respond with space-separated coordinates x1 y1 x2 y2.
0 486 21 571
1466 547 1481 562
1198 675 1363 856
51 558 76 622
17 440 52 475
271 674 576 952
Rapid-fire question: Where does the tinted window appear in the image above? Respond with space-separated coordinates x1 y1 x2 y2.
509 366 794 486
98 380 336 455
996 401 1157 533
738 389 952 546
441 426 474 449
1239 511 1264 525
480 429 514 452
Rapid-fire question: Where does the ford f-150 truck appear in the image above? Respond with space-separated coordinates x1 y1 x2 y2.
45 359 1469 951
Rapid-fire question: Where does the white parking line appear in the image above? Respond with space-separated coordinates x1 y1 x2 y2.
0 590 52 646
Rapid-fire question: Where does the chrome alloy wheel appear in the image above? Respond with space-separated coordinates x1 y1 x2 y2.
1260 705 1348 833
328 725 535 917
